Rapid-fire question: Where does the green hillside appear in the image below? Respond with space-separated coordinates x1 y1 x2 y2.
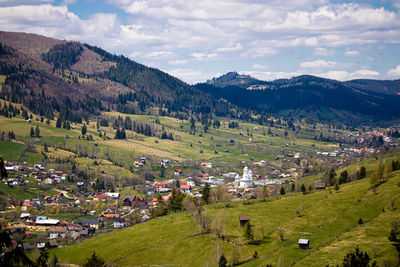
53 170 400 266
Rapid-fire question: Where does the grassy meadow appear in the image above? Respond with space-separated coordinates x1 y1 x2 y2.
53 171 400 266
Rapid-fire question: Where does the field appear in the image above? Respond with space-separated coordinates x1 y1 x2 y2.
53 171 400 266
0 104 343 186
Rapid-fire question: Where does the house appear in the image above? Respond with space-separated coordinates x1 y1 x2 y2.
123 195 148 209
187 180 196 187
67 224 84 232
34 164 45 171
315 182 326 190
35 216 59 226
133 161 144 167
79 228 89 237
43 177 53 184
20 213 31 221
94 194 107 200
180 184 192 193
253 160 267 167
114 218 126 228
200 162 213 168
49 227 67 239
161 159 170 167
174 169 183 176
298 239 309 249
82 219 101 229
69 231 80 240
46 240 57 249
37 243 46 250
101 213 120 218
239 216 250 227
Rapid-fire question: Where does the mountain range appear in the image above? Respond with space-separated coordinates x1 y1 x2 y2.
196 72 400 123
0 31 234 123
0 31 400 124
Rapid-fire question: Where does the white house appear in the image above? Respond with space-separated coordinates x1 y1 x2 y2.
49 227 67 239
114 218 126 228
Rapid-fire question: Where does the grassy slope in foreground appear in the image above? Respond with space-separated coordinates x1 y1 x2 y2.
54 171 400 266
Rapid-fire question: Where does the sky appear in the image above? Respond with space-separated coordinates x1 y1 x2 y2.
0 0 399 84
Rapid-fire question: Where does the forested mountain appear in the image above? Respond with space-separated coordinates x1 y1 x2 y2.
1 31 399 124
0 31 237 123
197 72 400 123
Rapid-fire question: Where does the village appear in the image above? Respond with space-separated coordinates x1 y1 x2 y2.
2 126 395 254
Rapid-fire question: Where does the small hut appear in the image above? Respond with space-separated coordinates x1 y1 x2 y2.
239 216 250 227
298 239 309 249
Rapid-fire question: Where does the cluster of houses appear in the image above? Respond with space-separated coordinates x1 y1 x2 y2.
7 194 154 251
3 161 69 187
141 166 292 202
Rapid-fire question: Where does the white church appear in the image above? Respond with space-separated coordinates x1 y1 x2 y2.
235 166 254 188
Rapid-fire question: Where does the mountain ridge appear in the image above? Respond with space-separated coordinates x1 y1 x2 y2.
1 31 400 124
0 31 236 122
197 71 400 123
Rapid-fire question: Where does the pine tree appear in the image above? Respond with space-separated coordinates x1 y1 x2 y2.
218 254 227 267
35 125 40 138
202 183 211 204
56 117 61 128
301 183 306 194
30 126 35 137
357 166 366 179
280 186 286 195
115 128 121 139
341 247 371 267
82 123 87 135
244 221 254 242
160 164 165 178
0 157 8 179
36 250 49 267
121 128 126 139
83 252 105 267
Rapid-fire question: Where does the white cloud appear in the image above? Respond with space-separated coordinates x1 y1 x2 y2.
165 68 212 84
241 68 380 82
143 51 173 59
190 52 218 60
0 0 53 6
0 1 398 83
314 47 334 56
387 65 400 78
344 50 360 56
168 59 188 65
300 59 338 69
215 43 243 52
317 69 380 80
0 4 120 47
242 47 278 58
354 69 379 76
252 64 270 70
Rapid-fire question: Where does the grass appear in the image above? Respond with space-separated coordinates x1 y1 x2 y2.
53 172 400 266
0 140 25 162
0 182 57 200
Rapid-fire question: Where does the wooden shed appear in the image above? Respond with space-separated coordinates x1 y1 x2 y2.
298 239 309 249
239 216 250 227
